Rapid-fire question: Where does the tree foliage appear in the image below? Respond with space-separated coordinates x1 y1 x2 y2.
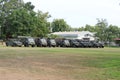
0 0 50 39
0 0 24 38
51 19 71 32
95 19 108 41
75 19 120 42
32 11 50 37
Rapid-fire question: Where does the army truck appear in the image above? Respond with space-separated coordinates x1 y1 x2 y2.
98 42 104 48
69 39 79 47
35 38 47 47
80 41 92 48
55 38 70 47
90 41 104 48
5 39 23 47
60 39 70 47
18 36 35 47
47 38 56 47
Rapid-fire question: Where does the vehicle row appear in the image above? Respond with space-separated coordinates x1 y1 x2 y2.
5 37 104 48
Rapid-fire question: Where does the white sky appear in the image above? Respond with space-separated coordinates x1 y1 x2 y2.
24 0 120 28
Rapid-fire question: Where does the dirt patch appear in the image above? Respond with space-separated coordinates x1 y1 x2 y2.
0 67 73 80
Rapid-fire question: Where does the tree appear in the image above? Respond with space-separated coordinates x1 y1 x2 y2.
7 6 36 37
95 18 108 41
78 27 85 31
32 11 50 37
0 0 24 38
84 24 95 32
51 19 71 32
0 1 50 38
106 25 120 42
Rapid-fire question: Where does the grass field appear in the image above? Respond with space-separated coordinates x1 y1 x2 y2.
0 46 120 80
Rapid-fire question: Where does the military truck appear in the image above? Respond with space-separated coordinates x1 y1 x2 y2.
69 39 79 47
5 39 23 47
90 41 104 48
80 41 92 48
18 36 35 47
98 42 104 48
60 39 70 47
47 38 56 47
35 38 47 47
55 38 70 47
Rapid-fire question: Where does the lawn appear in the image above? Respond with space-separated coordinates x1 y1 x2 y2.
0 46 120 80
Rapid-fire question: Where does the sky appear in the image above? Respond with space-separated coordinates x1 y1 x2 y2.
24 0 120 28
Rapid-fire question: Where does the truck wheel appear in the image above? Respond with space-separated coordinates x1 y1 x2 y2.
31 45 35 47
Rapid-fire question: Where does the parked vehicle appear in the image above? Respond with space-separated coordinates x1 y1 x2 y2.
90 41 100 48
47 38 56 47
35 38 47 47
55 38 62 47
76 39 104 48
98 42 104 48
19 37 35 47
6 39 23 47
80 41 92 48
69 39 79 47
60 39 70 47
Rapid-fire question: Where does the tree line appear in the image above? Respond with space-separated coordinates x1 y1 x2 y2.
0 0 120 43
77 19 120 42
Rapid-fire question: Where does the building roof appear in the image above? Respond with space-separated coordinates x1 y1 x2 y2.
51 31 95 36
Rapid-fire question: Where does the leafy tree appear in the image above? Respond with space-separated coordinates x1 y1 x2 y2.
84 24 95 32
24 2 34 11
78 27 85 31
70 27 79 31
95 18 108 41
47 34 61 38
0 1 50 39
51 19 71 32
0 0 24 38
32 11 50 37
106 25 120 42
7 7 36 37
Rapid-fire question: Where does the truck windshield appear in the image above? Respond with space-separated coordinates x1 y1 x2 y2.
28 38 34 42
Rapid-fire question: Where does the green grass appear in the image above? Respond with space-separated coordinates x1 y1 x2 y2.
0 46 120 80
